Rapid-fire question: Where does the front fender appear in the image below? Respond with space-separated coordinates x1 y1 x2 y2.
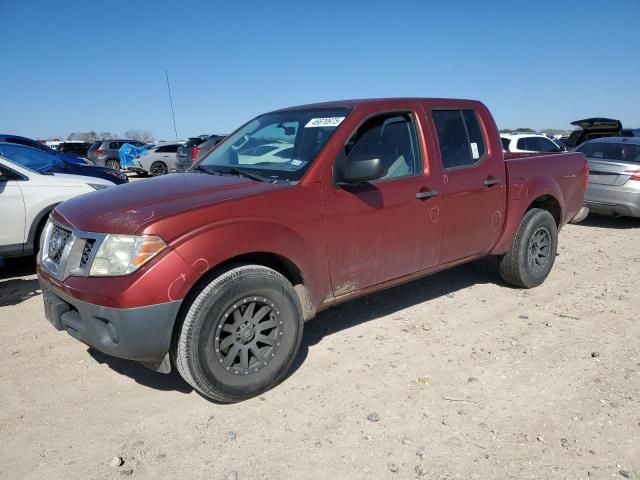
168 218 331 311
491 175 564 255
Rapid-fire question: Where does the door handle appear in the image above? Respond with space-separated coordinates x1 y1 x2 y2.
416 190 439 200
483 177 500 187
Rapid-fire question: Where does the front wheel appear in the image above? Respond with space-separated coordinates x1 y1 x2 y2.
499 208 558 288
174 265 304 402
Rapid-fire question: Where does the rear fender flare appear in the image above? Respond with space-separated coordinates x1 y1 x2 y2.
491 176 564 255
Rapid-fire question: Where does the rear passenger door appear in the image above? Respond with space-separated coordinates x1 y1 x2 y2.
430 109 506 264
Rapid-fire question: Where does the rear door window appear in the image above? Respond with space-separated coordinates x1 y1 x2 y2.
156 144 178 153
518 137 560 152
432 110 486 169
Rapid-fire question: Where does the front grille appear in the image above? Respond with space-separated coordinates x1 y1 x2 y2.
79 240 95 268
48 225 72 265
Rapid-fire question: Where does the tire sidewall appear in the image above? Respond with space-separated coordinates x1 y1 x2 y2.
188 270 303 400
150 161 167 176
517 210 558 287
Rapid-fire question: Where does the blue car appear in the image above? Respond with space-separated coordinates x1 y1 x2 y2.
0 134 93 165
0 141 129 185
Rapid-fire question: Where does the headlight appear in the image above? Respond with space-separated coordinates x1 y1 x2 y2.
89 235 167 276
106 170 128 181
88 183 109 190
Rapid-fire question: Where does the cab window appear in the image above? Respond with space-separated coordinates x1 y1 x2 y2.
341 113 422 181
432 110 486 169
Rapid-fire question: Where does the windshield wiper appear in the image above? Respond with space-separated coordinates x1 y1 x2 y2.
209 166 278 183
192 165 283 183
192 165 213 174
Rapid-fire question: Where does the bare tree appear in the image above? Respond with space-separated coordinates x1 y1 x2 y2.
123 129 154 142
81 131 98 142
98 132 116 140
66 131 98 142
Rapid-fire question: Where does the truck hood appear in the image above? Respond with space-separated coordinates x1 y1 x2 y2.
53 172 287 235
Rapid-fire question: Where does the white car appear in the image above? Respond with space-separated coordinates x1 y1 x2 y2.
501 134 564 153
129 143 182 176
0 155 114 259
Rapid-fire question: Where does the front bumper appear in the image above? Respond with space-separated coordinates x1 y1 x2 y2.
40 275 181 363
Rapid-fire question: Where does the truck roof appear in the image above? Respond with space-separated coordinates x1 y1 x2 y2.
273 97 483 112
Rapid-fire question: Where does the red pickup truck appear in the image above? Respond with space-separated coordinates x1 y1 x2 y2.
38 98 587 402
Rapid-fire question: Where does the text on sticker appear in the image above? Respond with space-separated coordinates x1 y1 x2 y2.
305 117 345 128
470 142 480 160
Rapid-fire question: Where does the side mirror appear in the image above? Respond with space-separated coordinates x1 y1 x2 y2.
336 157 387 186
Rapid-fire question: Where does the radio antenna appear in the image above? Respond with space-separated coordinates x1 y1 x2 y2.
165 69 179 143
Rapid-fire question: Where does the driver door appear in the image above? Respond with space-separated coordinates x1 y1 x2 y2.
323 111 440 295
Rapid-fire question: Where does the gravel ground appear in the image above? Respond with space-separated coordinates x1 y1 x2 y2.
1 214 639 480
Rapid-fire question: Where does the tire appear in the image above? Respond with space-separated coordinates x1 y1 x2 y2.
499 208 558 289
174 265 304 402
105 159 121 170
149 161 168 176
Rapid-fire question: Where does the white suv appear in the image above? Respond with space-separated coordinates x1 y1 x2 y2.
0 155 114 259
501 134 564 153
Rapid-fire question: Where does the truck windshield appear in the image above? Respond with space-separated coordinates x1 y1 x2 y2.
197 108 351 182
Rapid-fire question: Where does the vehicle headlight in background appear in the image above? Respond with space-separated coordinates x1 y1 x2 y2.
105 170 128 181
88 183 109 190
89 235 167 276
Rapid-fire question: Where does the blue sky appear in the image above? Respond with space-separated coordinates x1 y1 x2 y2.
1 0 638 140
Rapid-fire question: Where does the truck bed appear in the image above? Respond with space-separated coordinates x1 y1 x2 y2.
503 150 586 232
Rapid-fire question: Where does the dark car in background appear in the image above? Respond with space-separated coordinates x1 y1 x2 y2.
56 142 92 158
88 139 146 169
193 134 226 163
566 118 623 149
175 135 225 171
576 137 640 218
0 142 129 185
0 134 90 165
175 135 208 172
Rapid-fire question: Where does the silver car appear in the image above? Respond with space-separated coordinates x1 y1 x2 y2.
129 143 182 176
576 137 640 218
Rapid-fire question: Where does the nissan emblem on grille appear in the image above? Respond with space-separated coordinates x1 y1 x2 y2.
48 225 71 264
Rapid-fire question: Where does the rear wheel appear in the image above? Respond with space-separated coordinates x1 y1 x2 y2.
105 159 121 170
150 161 168 176
174 265 304 402
499 208 558 288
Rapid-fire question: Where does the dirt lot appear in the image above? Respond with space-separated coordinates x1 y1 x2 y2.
1 215 639 480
